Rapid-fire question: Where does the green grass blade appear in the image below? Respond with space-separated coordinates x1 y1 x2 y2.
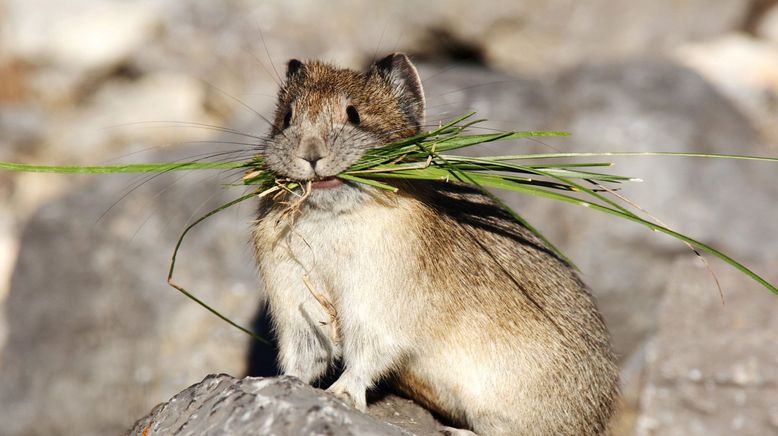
337 174 398 192
436 155 637 221
433 130 570 152
167 189 272 345
466 175 778 296
485 151 778 162
0 161 248 174
410 141 579 269
442 156 633 183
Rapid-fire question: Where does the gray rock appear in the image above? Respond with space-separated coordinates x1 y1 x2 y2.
0 150 267 435
0 106 46 157
74 72 215 146
120 0 756 86
757 3 778 43
127 375 412 436
541 59 778 359
5 0 161 75
673 33 778 143
181 0 751 72
470 0 750 73
364 394 446 436
636 258 778 435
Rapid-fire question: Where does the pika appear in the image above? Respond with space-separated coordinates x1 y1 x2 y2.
252 53 618 435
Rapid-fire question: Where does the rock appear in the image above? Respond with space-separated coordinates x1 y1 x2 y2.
419 63 554 133
674 33 778 142
364 393 447 436
4 0 161 75
756 3 778 43
79 72 216 145
635 258 778 435
127 374 416 436
125 0 754 79
475 0 750 74
0 105 46 158
0 212 16 354
0 149 267 436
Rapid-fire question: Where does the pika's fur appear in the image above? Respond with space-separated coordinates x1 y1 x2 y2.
252 53 618 435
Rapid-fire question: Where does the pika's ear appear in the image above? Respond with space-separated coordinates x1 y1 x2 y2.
286 59 304 79
372 53 425 125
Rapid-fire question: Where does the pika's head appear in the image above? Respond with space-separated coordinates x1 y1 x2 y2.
261 53 424 201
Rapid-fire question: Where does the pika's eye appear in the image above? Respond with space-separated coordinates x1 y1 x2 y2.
282 110 292 129
346 105 360 125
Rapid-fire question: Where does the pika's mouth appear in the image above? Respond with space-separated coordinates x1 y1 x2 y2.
310 177 344 190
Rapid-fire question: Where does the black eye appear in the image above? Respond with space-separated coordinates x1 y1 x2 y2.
282 110 292 129
346 105 360 125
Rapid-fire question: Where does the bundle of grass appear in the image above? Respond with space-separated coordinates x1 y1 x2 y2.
2 113 777 341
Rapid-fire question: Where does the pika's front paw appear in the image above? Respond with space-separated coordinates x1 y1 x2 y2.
327 377 367 412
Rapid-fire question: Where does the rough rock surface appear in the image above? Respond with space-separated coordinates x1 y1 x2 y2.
0 154 265 436
757 2 778 43
127 375 415 436
636 258 778 435
539 60 778 359
675 33 778 142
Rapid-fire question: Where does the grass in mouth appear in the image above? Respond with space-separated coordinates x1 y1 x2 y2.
3 113 778 343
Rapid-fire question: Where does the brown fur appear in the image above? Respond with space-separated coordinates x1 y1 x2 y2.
271 60 422 142
253 54 618 435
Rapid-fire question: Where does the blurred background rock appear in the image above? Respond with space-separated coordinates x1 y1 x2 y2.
0 0 777 434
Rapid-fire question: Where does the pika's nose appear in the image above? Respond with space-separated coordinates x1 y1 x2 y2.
296 136 328 169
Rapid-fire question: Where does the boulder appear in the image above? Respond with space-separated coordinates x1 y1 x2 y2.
635 258 778 435
756 2 778 43
127 375 417 436
674 33 778 142
0 154 266 435
4 0 160 76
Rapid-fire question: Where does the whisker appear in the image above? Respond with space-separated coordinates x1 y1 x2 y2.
201 81 281 137
173 139 264 148
257 25 283 85
104 120 264 140
128 166 241 245
370 19 390 65
240 45 281 88
431 79 522 98
96 150 257 224
97 146 168 164
421 64 462 84
98 139 264 166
